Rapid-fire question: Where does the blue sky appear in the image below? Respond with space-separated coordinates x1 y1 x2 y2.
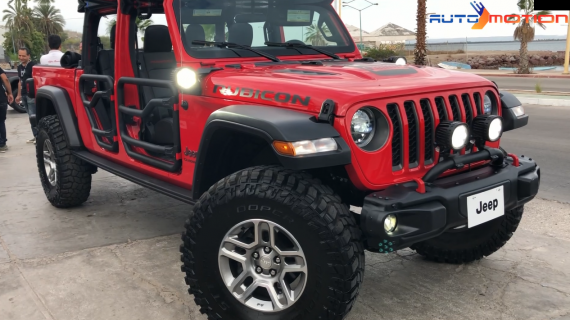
1 0 568 39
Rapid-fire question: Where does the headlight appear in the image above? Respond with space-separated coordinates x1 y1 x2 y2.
483 92 495 114
176 68 197 89
351 108 375 147
472 115 503 142
436 121 470 151
395 57 407 65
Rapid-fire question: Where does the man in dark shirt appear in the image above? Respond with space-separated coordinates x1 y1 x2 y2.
0 66 15 152
15 47 37 144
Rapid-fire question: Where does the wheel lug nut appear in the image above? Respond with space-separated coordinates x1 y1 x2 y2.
252 252 259 259
274 257 281 264
256 267 263 274
270 269 277 276
264 247 272 254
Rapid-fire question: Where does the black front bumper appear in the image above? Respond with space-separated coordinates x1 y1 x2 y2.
360 150 540 252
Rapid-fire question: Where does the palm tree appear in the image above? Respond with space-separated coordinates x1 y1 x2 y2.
508 0 551 74
304 24 328 46
33 3 65 51
106 17 153 35
414 0 427 65
2 0 35 49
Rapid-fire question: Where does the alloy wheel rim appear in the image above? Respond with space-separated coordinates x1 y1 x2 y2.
218 219 308 312
43 140 57 186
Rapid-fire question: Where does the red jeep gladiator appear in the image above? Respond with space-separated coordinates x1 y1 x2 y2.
28 0 539 319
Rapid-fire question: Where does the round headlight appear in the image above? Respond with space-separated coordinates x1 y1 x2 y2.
351 108 375 147
484 93 493 114
176 68 197 89
436 121 470 151
472 115 503 142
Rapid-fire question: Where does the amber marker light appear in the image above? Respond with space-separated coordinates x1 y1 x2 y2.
273 141 296 156
273 138 338 157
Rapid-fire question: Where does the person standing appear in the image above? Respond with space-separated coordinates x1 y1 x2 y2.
40 35 64 66
0 66 15 152
15 48 37 144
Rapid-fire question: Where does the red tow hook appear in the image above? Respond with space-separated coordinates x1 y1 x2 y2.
413 178 426 194
507 153 520 167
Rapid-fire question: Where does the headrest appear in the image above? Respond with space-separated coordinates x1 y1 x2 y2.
185 24 205 47
110 24 116 50
227 23 253 46
144 25 172 53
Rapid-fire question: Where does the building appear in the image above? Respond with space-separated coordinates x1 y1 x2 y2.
345 22 416 48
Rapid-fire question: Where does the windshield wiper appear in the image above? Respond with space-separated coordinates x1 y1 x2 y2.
192 40 281 62
265 42 341 60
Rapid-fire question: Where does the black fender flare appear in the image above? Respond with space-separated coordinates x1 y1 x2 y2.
499 90 529 131
35 86 83 148
192 105 351 199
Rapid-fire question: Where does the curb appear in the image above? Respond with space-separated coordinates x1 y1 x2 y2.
472 73 570 79
515 95 570 106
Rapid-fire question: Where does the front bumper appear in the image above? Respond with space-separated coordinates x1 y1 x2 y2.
360 149 540 252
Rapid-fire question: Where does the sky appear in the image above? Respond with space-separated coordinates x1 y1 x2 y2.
1 0 569 40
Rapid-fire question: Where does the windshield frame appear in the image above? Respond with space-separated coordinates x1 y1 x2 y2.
171 0 356 60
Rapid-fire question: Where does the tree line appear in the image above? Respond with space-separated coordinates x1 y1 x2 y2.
2 0 74 63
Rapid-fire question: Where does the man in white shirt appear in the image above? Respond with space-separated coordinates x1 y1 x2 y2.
40 35 64 66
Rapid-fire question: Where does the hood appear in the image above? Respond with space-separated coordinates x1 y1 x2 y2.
203 61 495 116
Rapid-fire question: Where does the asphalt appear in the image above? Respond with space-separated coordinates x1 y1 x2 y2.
1 106 570 320
486 77 570 93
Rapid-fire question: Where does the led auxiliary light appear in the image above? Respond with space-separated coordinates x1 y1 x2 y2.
471 115 503 142
435 121 470 151
273 138 338 156
384 214 397 233
395 57 407 65
176 68 197 89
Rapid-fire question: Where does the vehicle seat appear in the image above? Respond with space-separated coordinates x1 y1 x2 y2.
139 25 177 145
185 24 205 49
92 24 116 131
228 23 253 46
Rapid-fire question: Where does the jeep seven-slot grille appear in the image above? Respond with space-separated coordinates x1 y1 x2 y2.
387 104 403 170
404 101 420 168
388 92 482 171
420 99 434 164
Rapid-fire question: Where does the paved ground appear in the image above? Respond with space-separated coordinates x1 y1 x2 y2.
484 77 570 93
1 106 570 320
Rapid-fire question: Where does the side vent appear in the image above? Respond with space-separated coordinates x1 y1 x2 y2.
387 104 403 171
420 99 434 164
404 101 419 168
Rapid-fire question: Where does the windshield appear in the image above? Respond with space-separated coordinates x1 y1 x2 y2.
172 0 354 59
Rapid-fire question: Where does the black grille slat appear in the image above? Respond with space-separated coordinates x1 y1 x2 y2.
435 97 448 121
449 95 461 121
404 101 419 168
474 92 482 115
387 104 403 170
461 94 474 125
420 99 434 164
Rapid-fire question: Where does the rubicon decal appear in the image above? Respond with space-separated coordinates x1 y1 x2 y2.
429 1 568 30
213 85 311 107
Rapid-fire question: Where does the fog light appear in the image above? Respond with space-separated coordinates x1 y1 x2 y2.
384 214 397 233
472 115 503 142
435 121 470 151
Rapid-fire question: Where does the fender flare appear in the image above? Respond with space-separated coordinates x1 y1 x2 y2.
35 86 83 148
499 90 529 131
192 105 351 199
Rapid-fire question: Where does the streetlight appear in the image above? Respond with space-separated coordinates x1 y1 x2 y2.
343 0 378 50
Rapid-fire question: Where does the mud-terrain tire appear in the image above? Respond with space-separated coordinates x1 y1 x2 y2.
36 115 93 208
180 166 365 320
411 206 524 264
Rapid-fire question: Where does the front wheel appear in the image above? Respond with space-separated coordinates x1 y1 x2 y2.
180 166 365 320
36 115 94 208
411 206 524 264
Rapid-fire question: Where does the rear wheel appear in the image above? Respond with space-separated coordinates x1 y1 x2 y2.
411 206 524 264
36 115 94 208
10 84 26 113
180 166 364 320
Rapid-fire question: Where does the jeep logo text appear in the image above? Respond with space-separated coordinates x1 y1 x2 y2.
476 199 499 214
